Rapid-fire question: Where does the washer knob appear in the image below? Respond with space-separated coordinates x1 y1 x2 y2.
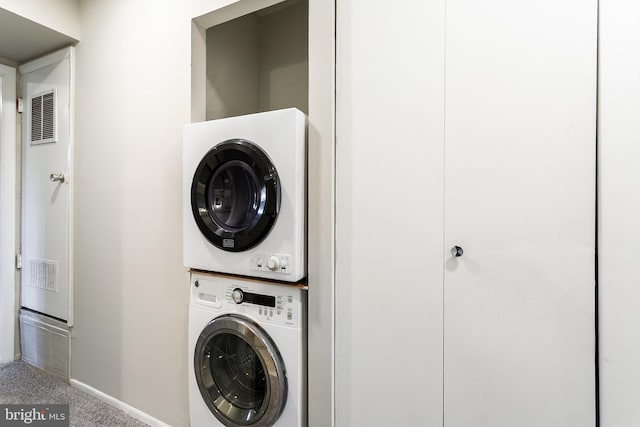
231 288 244 304
267 256 280 271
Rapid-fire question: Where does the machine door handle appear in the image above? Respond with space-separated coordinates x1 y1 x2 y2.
451 245 464 257
50 173 66 183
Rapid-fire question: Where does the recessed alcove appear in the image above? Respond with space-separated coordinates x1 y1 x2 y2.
205 0 308 120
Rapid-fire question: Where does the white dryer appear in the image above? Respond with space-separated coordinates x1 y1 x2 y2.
188 272 306 427
183 108 306 282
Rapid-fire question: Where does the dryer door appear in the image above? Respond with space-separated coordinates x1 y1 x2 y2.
194 314 287 427
191 139 280 252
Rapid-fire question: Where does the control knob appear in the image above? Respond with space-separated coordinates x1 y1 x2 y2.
267 256 280 271
231 288 244 304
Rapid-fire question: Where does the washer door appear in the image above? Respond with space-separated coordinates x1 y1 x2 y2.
194 314 287 427
191 139 280 252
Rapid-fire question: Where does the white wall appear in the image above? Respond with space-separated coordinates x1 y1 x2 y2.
599 1 640 425
72 1 193 425
0 0 79 40
306 0 335 423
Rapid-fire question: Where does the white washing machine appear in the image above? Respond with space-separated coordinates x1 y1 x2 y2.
188 272 306 427
183 108 306 282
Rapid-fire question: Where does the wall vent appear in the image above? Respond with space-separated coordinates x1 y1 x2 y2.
28 258 58 292
30 89 56 145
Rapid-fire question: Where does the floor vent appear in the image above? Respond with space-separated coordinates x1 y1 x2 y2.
19 309 70 382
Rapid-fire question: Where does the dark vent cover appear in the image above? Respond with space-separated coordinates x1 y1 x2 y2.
30 90 56 145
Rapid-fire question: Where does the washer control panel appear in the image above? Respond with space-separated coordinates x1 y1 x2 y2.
191 273 304 328
223 285 300 327
251 253 291 274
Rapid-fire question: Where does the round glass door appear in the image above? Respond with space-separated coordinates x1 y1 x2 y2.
194 314 287 426
191 139 280 252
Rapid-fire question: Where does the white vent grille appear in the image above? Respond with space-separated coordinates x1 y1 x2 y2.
31 96 42 141
28 258 58 292
30 89 56 145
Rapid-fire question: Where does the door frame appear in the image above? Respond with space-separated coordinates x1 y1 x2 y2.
0 62 17 363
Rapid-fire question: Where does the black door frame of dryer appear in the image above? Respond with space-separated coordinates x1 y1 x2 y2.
191 138 281 252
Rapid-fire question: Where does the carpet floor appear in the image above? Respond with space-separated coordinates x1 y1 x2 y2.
0 361 150 426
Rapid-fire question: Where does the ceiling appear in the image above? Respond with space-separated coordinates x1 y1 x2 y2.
0 7 77 64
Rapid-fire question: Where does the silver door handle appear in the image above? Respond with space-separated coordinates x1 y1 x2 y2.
451 245 464 257
50 173 65 183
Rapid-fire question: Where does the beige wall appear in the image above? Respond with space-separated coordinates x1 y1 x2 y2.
71 1 334 426
0 0 333 423
205 0 308 120
206 13 260 119
257 0 308 113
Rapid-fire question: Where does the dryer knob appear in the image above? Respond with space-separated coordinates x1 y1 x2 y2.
231 288 244 304
267 256 280 271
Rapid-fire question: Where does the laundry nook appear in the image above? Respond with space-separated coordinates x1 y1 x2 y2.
0 0 639 426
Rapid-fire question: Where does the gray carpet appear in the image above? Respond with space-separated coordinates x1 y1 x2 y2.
0 361 150 426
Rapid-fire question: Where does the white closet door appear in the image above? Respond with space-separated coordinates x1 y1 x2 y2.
335 0 445 426
443 1 597 426
21 48 74 323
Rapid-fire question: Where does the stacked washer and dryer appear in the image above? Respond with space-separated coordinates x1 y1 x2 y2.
183 108 307 427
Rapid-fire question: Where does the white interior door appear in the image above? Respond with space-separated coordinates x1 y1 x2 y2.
443 1 597 426
0 63 17 363
20 48 74 323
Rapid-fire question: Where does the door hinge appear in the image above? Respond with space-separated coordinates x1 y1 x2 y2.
16 253 21 270
17 97 23 113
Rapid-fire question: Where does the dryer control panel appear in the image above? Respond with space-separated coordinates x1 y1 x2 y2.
251 253 291 274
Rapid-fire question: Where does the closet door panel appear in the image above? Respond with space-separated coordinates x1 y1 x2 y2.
443 1 597 426
335 0 446 426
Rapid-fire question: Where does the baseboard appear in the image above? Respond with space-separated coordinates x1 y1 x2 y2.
70 379 172 427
